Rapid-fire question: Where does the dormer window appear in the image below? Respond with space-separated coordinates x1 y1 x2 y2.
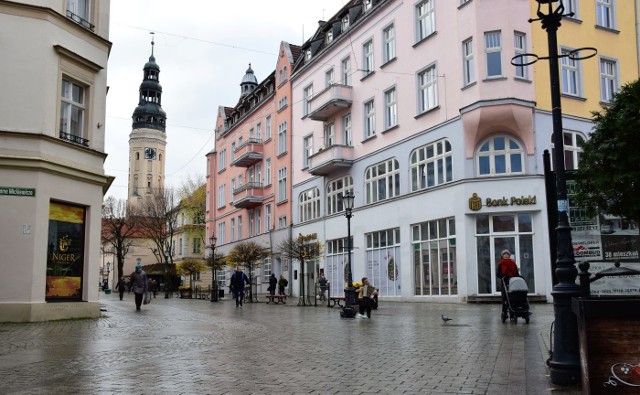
364 0 372 12
342 16 350 31
326 31 334 44
305 49 312 60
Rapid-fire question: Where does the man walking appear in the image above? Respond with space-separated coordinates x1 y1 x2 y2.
130 261 147 311
230 266 249 307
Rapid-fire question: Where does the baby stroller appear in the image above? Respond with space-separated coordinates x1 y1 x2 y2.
500 276 531 324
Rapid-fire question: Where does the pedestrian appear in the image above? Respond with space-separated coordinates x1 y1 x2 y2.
356 277 378 319
130 262 147 311
278 274 288 295
268 273 277 296
146 277 154 304
318 272 328 301
152 279 158 298
230 266 249 307
115 277 126 300
497 250 519 316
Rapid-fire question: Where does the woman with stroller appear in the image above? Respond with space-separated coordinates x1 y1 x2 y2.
497 250 519 318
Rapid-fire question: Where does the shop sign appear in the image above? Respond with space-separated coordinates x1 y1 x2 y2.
468 193 537 211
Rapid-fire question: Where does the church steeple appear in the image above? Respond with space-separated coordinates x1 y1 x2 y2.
240 63 258 98
132 33 167 132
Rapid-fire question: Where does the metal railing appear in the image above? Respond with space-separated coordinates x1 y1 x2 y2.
66 10 95 31
59 131 90 147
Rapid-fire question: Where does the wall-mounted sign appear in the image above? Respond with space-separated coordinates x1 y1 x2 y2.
468 193 537 211
0 186 35 197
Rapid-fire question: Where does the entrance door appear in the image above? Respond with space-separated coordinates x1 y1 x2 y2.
494 237 516 293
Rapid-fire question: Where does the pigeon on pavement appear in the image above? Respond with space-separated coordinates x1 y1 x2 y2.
441 314 452 324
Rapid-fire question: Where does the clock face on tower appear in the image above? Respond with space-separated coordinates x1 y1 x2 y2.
144 147 157 159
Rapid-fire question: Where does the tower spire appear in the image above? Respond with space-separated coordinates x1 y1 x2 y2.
150 32 155 56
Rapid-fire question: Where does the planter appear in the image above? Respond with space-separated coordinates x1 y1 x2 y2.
179 289 192 299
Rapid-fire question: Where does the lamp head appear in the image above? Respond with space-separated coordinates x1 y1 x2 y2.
341 192 355 211
210 235 217 246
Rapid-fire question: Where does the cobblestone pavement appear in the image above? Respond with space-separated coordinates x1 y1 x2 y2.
0 293 583 395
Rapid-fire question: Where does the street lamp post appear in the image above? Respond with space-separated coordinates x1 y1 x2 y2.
340 192 356 318
106 261 111 289
209 235 218 302
514 0 597 385
163 248 171 299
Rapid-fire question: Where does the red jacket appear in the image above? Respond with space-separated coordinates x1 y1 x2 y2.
497 258 519 278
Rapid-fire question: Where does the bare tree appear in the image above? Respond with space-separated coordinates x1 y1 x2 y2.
177 175 206 251
101 196 141 282
278 233 322 306
226 241 269 302
176 259 208 289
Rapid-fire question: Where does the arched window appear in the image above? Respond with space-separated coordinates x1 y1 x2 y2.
299 187 320 222
410 139 453 191
476 135 523 176
551 131 585 171
365 158 400 204
326 176 354 215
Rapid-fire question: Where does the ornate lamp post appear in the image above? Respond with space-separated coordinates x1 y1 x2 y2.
209 235 218 302
512 0 596 386
106 261 111 289
340 192 356 318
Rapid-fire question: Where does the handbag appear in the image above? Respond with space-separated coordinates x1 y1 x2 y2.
143 293 150 305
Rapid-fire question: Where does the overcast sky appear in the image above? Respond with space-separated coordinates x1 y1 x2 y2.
104 0 346 201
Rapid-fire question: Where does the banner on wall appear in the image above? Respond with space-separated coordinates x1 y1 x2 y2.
46 202 85 301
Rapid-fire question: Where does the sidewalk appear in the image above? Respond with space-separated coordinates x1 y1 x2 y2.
0 292 582 394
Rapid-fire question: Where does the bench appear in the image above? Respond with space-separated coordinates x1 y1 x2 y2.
328 296 345 307
265 295 287 304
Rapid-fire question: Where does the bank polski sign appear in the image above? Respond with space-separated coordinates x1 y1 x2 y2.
468 193 537 211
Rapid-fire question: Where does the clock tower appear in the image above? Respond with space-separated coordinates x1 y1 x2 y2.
128 35 167 207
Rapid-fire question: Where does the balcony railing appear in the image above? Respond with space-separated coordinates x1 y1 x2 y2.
231 138 264 167
308 144 354 176
66 10 95 31
232 182 264 209
59 131 89 147
307 84 353 121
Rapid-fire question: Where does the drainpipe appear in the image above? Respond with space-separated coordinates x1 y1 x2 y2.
636 0 640 75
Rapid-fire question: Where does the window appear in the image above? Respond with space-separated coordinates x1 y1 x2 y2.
324 123 335 147
565 0 579 18
248 210 254 237
278 216 287 229
278 96 287 110
265 204 272 232
325 68 334 87
305 49 312 60
485 31 502 77
265 116 272 140
412 218 456 296
192 238 201 254
303 85 313 116
363 0 372 12
342 16 349 31
255 207 262 235
462 38 475 86
477 135 524 176
256 123 261 140
600 58 618 103
384 87 397 129
418 65 438 113
416 0 435 42
303 135 314 168
343 114 352 146
341 57 352 85
410 139 453 191
366 228 402 296
237 216 242 240
278 167 287 202
596 0 614 29
231 142 236 161
59 78 86 140
363 40 374 76
230 179 236 204
561 48 581 96
383 24 396 64
326 176 353 215
265 159 272 185
514 32 527 79
277 122 287 155
217 184 226 208
326 31 333 44
364 99 375 138
262 257 272 282
66 0 92 30
217 222 225 245
551 131 585 171
299 188 321 222
218 149 226 172
365 158 400 204
230 218 235 242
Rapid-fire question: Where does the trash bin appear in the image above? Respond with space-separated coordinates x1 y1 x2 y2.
104 289 111 294
572 297 640 393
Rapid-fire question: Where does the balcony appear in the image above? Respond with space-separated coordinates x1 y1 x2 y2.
231 138 264 167
308 144 354 176
66 10 95 31
307 84 352 121
232 182 264 209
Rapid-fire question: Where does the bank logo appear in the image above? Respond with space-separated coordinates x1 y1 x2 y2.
58 235 72 252
469 193 482 211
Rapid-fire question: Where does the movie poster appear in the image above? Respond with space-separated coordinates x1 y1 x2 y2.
46 202 85 301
